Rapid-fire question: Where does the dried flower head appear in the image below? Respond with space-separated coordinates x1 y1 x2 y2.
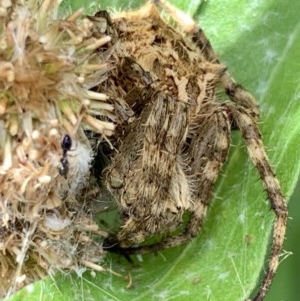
0 0 115 297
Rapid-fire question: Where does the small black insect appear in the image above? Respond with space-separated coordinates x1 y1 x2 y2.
58 134 72 178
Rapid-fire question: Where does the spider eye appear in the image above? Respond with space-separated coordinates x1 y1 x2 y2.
61 135 72 151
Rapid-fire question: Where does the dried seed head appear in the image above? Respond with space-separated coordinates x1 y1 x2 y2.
0 0 114 297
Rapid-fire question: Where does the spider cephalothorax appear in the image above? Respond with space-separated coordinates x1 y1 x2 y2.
99 1 287 300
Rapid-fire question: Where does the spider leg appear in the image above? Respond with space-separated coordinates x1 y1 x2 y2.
226 103 287 301
108 106 231 254
151 0 259 117
185 106 231 237
105 91 190 248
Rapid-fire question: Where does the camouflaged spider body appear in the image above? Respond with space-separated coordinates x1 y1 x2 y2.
100 1 287 300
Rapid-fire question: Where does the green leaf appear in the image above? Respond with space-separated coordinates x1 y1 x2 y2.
9 0 300 300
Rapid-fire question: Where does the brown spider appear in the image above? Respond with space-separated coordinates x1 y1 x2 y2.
98 1 287 300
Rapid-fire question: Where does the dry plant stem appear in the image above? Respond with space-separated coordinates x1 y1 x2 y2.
6 222 38 299
102 1 288 300
81 260 126 279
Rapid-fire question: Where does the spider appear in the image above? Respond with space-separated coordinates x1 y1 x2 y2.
98 1 287 300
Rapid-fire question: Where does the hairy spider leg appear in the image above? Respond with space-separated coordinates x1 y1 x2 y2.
111 92 189 248
227 103 287 301
109 105 231 253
